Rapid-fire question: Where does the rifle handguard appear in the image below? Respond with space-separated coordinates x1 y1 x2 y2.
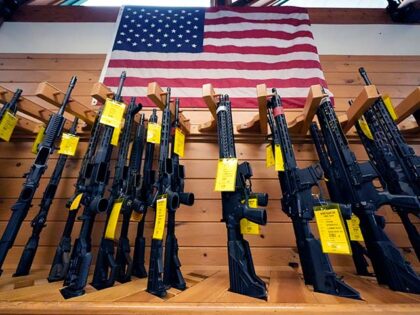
166 191 180 211
179 192 194 206
253 193 269 207
243 206 267 226
89 197 109 214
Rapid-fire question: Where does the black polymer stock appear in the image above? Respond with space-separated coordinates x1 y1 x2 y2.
311 95 420 294
355 67 420 260
216 95 268 300
91 97 141 290
267 89 360 299
14 118 79 277
0 77 76 277
60 72 127 299
48 110 101 282
147 88 180 297
163 98 194 290
0 88 22 120
114 113 146 284
131 109 158 279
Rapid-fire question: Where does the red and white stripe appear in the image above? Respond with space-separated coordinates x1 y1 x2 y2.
103 6 326 108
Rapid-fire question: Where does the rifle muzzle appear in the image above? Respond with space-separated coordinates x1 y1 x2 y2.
89 197 109 214
253 193 269 207
179 192 194 206
166 191 180 211
243 206 267 226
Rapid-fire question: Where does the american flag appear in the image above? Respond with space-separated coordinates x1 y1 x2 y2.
102 6 327 108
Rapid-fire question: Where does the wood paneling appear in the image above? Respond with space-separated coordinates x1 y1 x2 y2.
0 53 419 271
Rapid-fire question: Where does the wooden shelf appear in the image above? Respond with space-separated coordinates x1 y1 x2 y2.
0 267 418 314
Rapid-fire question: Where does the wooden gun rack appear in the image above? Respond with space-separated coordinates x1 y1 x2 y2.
147 81 191 135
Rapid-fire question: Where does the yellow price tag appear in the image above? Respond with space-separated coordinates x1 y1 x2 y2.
274 144 284 171
99 98 126 128
314 204 351 255
358 116 373 140
174 127 185 157
153 195 167 240
383 95 397 121
130 211 144 222
69 193 83 211
240 198 260 235
105 199 123 240
266 144 275 168
214 158 238 192
0 111 18 142
58 133 80 156
147 122 161 144
346 214 364 242
111 126 121 146
31 125 45 154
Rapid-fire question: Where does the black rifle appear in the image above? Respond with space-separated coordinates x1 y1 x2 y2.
0 88 22 120
147 88 180 297
48 112 101 282
356 67 420 260
115 113 146 284
311 123 372 276
267 89 360 299
163 98 194 290
131 109 158 279
60 72 127 299
14 118 79 277
0 77 76 276
215 94 268 300
91 97 141 290
311 95 420 293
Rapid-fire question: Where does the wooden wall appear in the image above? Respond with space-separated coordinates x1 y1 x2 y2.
0 53 419 271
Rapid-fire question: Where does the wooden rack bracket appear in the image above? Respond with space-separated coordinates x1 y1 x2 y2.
90 82 115 104
16 114 42 134
0 85 72 130
36 81 96 126
146 82 191 134
199 83 219 133
341 85 380 133
395 87 420 124
288 84 326 135
237 84 268 134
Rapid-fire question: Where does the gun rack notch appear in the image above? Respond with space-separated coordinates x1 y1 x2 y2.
15 114 42 134
147 82 191 134
198 83 219 133
395 87 420 124
237 84 268 134
341 85 380 133
289 84 326 135
90 82 115 104
36 81 96 126
0 85 73 131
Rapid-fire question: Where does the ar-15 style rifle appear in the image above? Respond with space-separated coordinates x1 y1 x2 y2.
216 95 268 300
355 67 420 260
48 111 101 282
147 88 180 297
0 88 22 120
14 118 79 277
131 109 158 279
91 97 141 290
163 98 194 290
267 89 360 299
0 77 76 276
60 72 127 299
114 113 146 284
311 95 420 293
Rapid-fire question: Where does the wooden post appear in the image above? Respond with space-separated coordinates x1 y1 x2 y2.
90 82 115 104
15 114 42 134
288 85 326 135
237 84 267 134
394 87 420 124
341 85 381 133
36 81 96 126
0 85 73 130
199 83 219 133
146 82 191 134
